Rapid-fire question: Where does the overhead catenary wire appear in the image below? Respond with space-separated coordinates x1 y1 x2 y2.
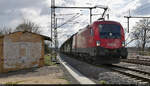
55 13 81 16
57 13 83 28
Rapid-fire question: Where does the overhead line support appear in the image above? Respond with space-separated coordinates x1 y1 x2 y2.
124 16 150 33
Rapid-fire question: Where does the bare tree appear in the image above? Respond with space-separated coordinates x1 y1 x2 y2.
15 20 41 34
125 32 139 46
124 26 138 46
0 26 13 35
131 18 150 51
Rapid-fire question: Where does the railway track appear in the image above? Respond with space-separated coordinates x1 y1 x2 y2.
121 59 150 66
59 53 150 84
106 64 150 83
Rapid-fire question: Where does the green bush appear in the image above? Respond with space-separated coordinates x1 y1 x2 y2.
44 54 56 66
99 80 107 84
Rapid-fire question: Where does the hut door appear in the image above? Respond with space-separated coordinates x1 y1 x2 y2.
19 43 31 68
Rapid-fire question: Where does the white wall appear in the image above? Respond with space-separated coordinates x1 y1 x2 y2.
3 36 42 69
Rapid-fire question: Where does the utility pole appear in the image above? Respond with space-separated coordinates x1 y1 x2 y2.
124 16 130 33
124 16 150 33
54 18 64 51
54 18 58 50
51 0 55 48
90 8 92 23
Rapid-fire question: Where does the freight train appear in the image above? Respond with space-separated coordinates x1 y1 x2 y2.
60 20 128 64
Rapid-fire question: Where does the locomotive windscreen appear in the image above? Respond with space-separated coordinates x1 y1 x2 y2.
99 24 121 39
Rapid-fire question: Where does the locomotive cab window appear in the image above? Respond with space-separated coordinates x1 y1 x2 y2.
99 24 121 39
90 28 94 36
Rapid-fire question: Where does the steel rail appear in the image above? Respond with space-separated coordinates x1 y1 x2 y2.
121 59 150 66
108 65 150 83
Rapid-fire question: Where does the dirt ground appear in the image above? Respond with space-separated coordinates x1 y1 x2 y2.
0 65 69 84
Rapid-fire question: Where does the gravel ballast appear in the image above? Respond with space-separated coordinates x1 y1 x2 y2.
59 53 148 84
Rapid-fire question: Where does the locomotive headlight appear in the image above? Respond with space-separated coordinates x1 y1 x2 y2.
96 41 101 46
122 42 125 46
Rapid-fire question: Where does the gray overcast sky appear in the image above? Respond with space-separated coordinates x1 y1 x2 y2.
0 0 150 47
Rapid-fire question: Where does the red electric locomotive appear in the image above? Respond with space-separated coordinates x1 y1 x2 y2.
60 20 128 64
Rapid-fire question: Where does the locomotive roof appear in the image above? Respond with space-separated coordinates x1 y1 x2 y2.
93 20 121 25
76 20 121 32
